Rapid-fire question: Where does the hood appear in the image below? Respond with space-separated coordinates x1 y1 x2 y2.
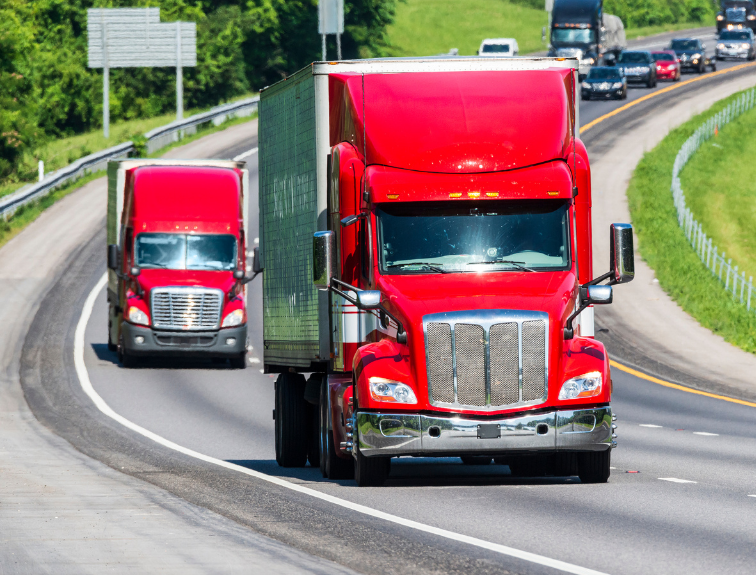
136 269 237 300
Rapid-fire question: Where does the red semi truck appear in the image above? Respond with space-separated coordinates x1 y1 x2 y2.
259 58 634 486
107 159 257 368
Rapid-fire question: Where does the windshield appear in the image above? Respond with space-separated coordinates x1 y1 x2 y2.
552 29 596 44
670 40 699 50
588 67 621 79
135 233 237 271
652 53 675 61
481 43 510 53
377 200 571 274
618 52 650 63
720 31 751 39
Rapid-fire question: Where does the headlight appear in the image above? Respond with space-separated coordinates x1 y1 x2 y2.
584 57 595 65
612 82 623 89
558 371 602 400
369 377 417 404
692 52 701 59
717 14 724 20
717 43 725 49
221 309 244 328
748 14 755 20
581 81 590 89
126 306 149 326
743 43 751 49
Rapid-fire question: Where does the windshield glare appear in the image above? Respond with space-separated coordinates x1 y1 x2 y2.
552 29 596 44
671 40 699 50
482 44 510 53
588 67 621 79
618 52 650 63
377 200 571 274
135 233 237 271
721 31 751 39
652 53 675 61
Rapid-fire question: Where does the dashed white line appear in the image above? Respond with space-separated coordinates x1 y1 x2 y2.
693 432 719 436
748 495 756 498
639 424 663 428
658 478 697 484
232 147 258 162
75 273 610 575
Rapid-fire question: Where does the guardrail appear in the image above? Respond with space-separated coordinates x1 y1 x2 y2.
0 95 259 219
671 87 755 313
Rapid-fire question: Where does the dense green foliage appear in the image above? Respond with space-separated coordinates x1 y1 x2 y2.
0 0 397 181
627 91 756 355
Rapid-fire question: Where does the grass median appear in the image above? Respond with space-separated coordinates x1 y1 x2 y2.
627 89 756 354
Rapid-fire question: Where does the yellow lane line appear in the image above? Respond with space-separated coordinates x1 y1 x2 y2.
580 61 756 134
610 359 756 408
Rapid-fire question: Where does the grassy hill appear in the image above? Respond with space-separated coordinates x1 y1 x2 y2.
385 0 549 57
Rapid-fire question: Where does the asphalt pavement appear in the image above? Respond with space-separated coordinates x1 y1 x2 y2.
11 27 756 575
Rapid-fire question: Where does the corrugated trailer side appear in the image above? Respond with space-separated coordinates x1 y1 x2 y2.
259 67 331 370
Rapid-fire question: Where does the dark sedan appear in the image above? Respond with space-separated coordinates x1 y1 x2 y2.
670 38 717 73
616 51 657 88
581 66 627 100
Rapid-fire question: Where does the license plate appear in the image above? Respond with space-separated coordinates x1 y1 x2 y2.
477 423 500 439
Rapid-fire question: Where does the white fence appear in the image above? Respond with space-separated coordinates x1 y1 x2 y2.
671 88 755 312
0 95 259 219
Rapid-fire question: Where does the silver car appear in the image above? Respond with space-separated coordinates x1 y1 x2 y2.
717 29 756 60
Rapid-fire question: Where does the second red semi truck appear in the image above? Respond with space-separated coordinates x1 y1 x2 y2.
259 57 634 486
107 159 256 368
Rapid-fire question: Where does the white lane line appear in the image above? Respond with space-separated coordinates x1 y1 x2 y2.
75 273 609 575
233 147 258 161
658 478 697 484
639 424 663 428
748 495 756 498
693 432 719 436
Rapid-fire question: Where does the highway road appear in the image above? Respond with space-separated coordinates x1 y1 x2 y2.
10 27 756 575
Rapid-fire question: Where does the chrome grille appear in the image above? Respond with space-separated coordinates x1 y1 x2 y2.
150 287 223 331
424 310 548 410
426 323 454 403
454 324 486 406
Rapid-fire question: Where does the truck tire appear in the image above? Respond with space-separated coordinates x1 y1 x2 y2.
118 334 138 368
460 456 492 465
507 455 549 477
577 449 611 483
274 372 309 467
107 314 117 352
229 354 246 369
354 448 390 487
318 378 353 479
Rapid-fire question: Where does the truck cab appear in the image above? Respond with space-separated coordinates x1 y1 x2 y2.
107 160 252 368
259 58 634 486
717 0 756 32
477 38 519 57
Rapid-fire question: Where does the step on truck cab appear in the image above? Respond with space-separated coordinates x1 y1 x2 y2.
107 159 255 368
259 57 634 486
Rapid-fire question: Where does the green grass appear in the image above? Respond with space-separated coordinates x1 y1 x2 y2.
680 107 756 282
384 0 715 57
1 93 257 200
385 0 549 57
627 90 756 355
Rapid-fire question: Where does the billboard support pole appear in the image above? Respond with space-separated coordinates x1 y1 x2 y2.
322 34 326 61
176 22 183 121
101 15 110 139
336 33 342 60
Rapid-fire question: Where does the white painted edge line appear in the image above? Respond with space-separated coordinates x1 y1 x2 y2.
233 147 258 162
658 478 697 484
75 273 610 575
639 424 663 428
748 495 756 498
692 432 719 436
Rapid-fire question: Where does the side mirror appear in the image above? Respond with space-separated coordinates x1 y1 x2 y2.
702 43 707 49
583 284 613 304
313 231 335 290
130 266 141 277
610 223 635 284
252 246 263 274
355 290 381 309
107 244 118 270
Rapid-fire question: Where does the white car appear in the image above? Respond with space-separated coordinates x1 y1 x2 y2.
477 38 519 57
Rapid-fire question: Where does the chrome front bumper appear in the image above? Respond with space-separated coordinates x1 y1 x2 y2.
356 407 612 457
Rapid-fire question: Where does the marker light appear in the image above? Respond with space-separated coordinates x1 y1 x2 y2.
468 192 480 198
222 309 244 328
369 377 418 404
387 194 400 200
486 192 499 197
558 372 602 400
127 306 149 326
449 193 462 198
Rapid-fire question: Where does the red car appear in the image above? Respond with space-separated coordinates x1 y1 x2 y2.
652 50 681 81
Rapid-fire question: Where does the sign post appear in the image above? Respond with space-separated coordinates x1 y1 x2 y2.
87 8 197 136
318 0 344 61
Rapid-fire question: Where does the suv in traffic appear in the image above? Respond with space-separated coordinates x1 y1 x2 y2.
716 29 756 59
616 50 657 87
670 38 716 73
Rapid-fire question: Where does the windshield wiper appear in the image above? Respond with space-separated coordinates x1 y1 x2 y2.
387 262 449 274
467 259 535 272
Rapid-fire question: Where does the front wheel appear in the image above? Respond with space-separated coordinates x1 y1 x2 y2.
460 456 492 465
354 448 390 487
118 333 138 368
577 449 611 483
274 372 309 467
319 378 353 479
